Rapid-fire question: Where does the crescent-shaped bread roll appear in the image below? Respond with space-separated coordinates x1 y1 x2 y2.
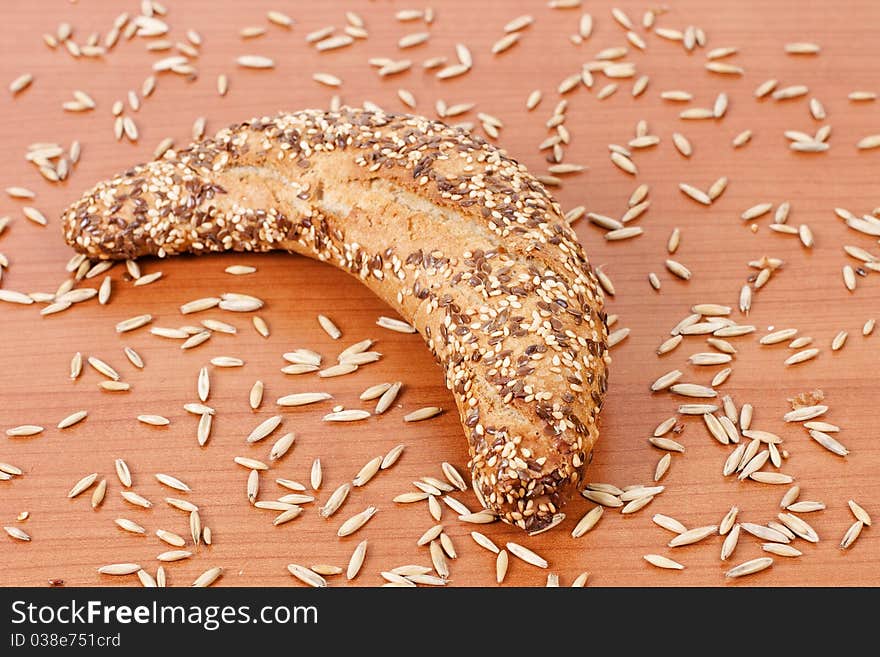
62 108 609 533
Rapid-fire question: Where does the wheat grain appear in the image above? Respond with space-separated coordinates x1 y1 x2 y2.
219 293 263 311
342 540 368 581
309 564 342 577
137 414 169 427
644 554 684 570
804 421 839 433
661 90 693 101
808 429 849 456
784 405 828 422
243 415 281 444
191 567 222 588
98 563 141 576
703 413 729 444
337 506 377 537
722 444 746 477
649 436 685 453
680 107 717 119
690 352 733 366
607 327 631 348
652 514 687 534
742 522 791 543
155 529 186 547
468 531 499 555
413 481 442 496
89 478 106 509
115 314 152 333
785 42 820 54
724 556 773 578
719 416 740 444
0 463 22 477
785 348 820 365
738 448 772 481
274 479 305 494
277 493 314 505
679 183 711 205
68 473 98 498
196 367 211 402
231 456 267 472
492 32 520 54
610 151 637 174
621 496 655 514
155 473 190 492
0 290 34 305
239 465 260 505
180 297 220 314
490 549 508 584
742 203 773 221
571 506 604 538
506 542 548 568
276 392 332 407
785 500 826 514
416 524 444 547
403 407 442 422
669 525 718 547
777 513 819 542
393 491 429 504
358 383 390 402
790 140 829 152
286 564 326 588
620 486 665 502
273 507 303 525
57 410 87 429
135 569 157 588
719 523 741 561
732 129 752 147
715 507 739 537
428 495 449 520
712 368 732 387
846 90 877 102
632 75 649 97
651 369 683 392
436 63 468 79
772 84 809 100
351 456 383 488
760 543 802 559
237 55 274 69
121 491 152 509
115 518 146 535
193 413 211 447
381 444 406 470
761 328 799 345
318 483 351 519
264 9 293 27
458 510 497 524
670 383 716 398
323 409 370 422
679 404 719 415
4 525 31 541
842 500 872 528
856 134 880 150
581 487 623 507
605 227 643 242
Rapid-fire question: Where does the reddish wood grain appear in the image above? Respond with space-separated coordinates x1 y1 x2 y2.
1 0 879 587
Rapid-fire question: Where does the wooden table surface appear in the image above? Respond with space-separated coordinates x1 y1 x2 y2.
1 0 878 588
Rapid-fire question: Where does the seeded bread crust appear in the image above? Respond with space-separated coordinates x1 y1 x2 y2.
62 108 609 533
